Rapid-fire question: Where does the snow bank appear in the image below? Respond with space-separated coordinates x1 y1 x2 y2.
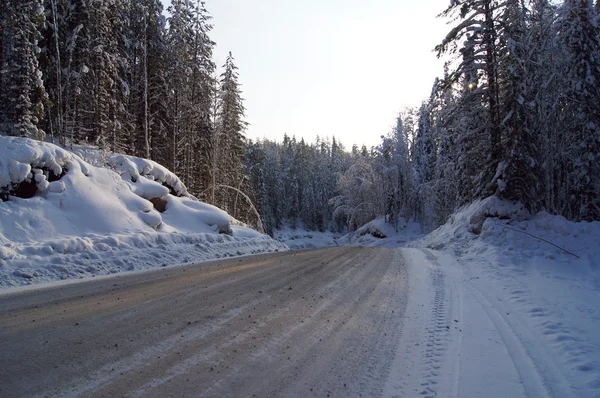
416 196 600 396
0 232 284 288
0 136 287 288
417 196 598 270
274 226 340 250
337 217 424 248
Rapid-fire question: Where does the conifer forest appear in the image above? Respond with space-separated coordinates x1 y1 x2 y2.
1 0 599 235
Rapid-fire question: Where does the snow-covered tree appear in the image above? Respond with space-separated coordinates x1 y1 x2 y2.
554 0 600 220
493 0 544 211
436 0 503 198
213 52 246 213
1 0 47 139
166 0 215 194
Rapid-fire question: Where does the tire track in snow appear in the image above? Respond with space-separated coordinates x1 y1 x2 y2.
466 280 577 398
384 249 456 398
430 249 577 398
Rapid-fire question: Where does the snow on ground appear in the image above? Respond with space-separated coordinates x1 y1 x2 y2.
339 217 424 247
0 137 287 288
273 224 341 250
275 217 424 251
383 197 600 397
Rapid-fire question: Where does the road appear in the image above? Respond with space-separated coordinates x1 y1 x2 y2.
0 247 407 398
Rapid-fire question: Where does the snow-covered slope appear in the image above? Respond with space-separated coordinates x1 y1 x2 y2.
413 197 600 397
0 137 287 288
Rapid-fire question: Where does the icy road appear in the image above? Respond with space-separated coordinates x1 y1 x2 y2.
0 247 583 397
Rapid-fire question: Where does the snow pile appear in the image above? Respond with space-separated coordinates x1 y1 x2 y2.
0 136 287 288
274 226 340 250
416 196 600 396
274 218 424 251
107 154 190 198
338 217 424 248
418 196 598 268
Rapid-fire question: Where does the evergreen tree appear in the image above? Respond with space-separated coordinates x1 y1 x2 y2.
436 0 503 198
1 0 47 139
555 0 600 220
166 0 215 195
214 51 246 214
495 0 544 211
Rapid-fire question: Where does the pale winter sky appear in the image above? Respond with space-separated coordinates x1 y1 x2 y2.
163 0 450 149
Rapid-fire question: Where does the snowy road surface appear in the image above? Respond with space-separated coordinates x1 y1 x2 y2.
0 247 589 397
0 247 407 397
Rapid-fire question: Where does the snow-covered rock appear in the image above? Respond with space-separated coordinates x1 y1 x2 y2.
0 136 287 288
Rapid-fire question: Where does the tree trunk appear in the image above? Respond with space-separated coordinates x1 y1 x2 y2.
483 0 501 164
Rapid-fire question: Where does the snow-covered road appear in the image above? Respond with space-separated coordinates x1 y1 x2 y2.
0 246 591 397
386 249 583 398
0 247 407 397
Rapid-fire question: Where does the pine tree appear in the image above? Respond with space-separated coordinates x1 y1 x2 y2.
214 51 246 213
1 0 47 139
436 0 503 198
555 0 600 220
494 0 544 211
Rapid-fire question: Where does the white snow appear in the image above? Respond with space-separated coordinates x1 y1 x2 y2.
107 154 190 198
0 137 287 288
340 216 424 247
274 225 341 250
274 217 423 250
383 197 600 397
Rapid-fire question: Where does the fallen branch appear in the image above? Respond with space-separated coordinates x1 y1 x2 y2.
502 226 580 259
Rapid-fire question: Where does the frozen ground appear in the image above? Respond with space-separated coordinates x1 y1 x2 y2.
0 137 287 288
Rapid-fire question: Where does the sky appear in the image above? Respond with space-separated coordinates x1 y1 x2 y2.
163 0 450 149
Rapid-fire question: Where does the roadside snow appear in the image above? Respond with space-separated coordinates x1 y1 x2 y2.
339 217 424 247
274 217 423 251
274 226 340 250
0 137 287 288
388 197 600 397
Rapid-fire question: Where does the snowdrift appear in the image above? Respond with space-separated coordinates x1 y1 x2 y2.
0 136 287 288
335 217 423 248
418 196 599 273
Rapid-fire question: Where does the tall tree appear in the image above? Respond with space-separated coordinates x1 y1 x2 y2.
214 51 246 213
494 0 544 211
166 0 215 195
555 0 600 220
436 0 503 198
1 0 47 139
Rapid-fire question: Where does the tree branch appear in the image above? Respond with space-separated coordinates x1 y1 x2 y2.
503 226 580 259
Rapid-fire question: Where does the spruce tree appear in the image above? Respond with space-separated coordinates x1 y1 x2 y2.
214 52 246 212
495 0 544 211
555 0 600 220
1 0 47 139
436 0 503 198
